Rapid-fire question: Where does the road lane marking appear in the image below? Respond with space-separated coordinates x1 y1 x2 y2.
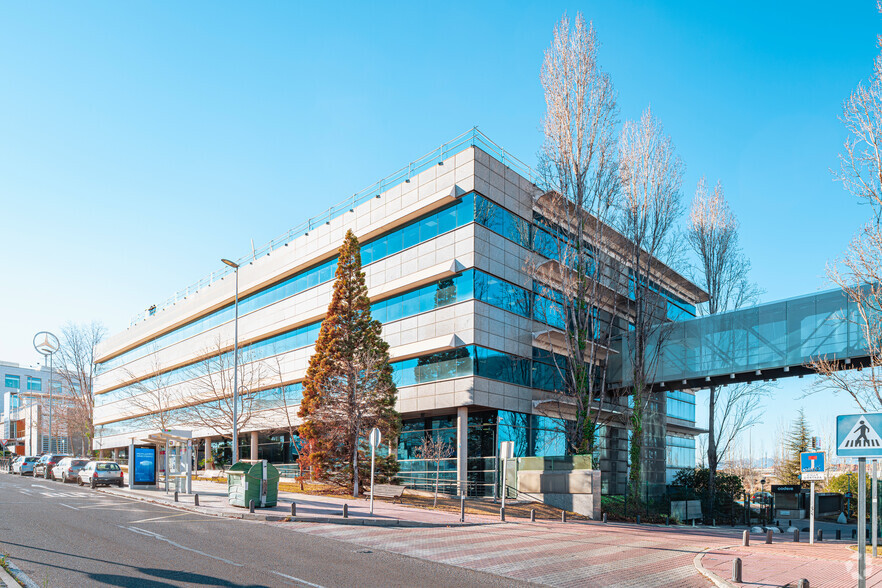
120 526 243 567
58 503 79 510
269 570 326 588
130 513 194 523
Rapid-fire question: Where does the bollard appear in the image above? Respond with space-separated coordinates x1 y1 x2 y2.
194 494 199 507
249 499 255 513
562 510 567 523
713 518 716 527
766 529 773 544
789 519 792 527
291 502 296 517
636 515 641 524
343 504 348 518
742 530 750 546
732 557 742 583
530 509 535 522
836 529 841 540
174 491 178 503
797 580 809 588
500 506 505 522
793 529 800 543
603 513 607 523
817 529 822 542
692 519 696 527
460 495 465 523
854 529 858 540
665 516 669 526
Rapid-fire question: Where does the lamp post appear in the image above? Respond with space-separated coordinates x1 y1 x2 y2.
33 331 60 454
221 258 240 465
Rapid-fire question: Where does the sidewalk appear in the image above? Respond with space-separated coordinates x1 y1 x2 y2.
699 540 882 587
98 479 503 526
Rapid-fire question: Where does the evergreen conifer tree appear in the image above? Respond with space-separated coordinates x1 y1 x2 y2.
299 229 401 496
778 408 811 485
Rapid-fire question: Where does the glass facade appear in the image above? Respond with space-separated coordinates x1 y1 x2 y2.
613 287 867 387
5 375 19 389
666 435 696 484
666 390 696 422
97 269 539 407
97 193 478 375
26 377 41 391
396 410 566 496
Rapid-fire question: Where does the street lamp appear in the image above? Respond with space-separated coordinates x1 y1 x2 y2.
221 258 240 465
33 331 59 454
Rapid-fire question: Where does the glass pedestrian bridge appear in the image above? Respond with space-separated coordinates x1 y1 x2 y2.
610 287 871 389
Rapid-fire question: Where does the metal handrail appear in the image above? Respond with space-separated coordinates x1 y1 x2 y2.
130 128 541 326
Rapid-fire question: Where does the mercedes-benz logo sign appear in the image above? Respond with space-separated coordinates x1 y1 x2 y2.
33 331 60 356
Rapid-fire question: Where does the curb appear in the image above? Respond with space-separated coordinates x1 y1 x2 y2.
1 558 40 588
94 488 487 528
692 546 738 588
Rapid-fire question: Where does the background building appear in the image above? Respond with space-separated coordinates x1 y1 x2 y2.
92 130 706 495
1 360 73 455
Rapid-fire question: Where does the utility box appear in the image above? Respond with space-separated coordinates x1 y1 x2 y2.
227 460 280 508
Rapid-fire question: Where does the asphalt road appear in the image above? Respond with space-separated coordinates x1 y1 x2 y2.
0 472 532 587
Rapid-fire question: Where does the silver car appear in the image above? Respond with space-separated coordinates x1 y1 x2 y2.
52 457 90 483
78 461 124 488
12 456 38 475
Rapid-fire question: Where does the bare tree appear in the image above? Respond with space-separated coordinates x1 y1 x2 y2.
813 3 882 410
686 178 765 519
267 352 302 464
181 337 266 458
531 12 621 460
55 321 106 453
121 348 180 433
415 435 455 507
617 106 685 502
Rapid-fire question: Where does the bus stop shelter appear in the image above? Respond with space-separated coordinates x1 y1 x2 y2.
127 430 193 494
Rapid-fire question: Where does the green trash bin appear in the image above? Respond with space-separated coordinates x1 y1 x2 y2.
227 460 280 508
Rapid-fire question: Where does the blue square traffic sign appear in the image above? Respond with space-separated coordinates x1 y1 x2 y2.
800 452 825 480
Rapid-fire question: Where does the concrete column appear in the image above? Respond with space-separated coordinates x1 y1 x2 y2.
250 431 259 461
456 406 468 496
112 448 119 462
204 437 214 469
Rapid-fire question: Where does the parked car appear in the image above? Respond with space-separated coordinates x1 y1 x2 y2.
52 457 91 483
78 461 124 488
33 454 71 479
12 456 38 475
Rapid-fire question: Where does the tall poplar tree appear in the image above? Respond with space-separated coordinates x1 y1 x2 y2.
299 229 401 497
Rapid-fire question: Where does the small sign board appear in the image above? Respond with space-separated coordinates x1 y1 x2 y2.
500 441 514 460
837 413 882 457
771 484 801 494
801 451 826 481
369 427 381 449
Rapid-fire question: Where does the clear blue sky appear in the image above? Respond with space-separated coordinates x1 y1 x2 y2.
1 1 878 456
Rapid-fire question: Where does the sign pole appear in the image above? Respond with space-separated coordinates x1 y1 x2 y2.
859 457 867 588
368 427 381 516
874 460 878 557
810 480 815 545
370 442 376 515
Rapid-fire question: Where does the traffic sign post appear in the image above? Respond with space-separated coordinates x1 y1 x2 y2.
874 460 879 558
837 415 882 588
369 427 381 515
801 451 825 546
499 441 514 509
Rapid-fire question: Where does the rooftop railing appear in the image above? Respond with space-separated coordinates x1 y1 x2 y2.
131 128 539 326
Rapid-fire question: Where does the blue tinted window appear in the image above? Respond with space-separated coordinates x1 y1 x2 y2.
97 195 476 375
5 375 19 389
26 377 41 391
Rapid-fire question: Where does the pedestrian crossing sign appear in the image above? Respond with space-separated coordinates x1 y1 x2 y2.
837 413 882 457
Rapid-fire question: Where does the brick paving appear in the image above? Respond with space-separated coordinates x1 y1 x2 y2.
278 519 734 587
104 481 882 587
701 541 882 587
